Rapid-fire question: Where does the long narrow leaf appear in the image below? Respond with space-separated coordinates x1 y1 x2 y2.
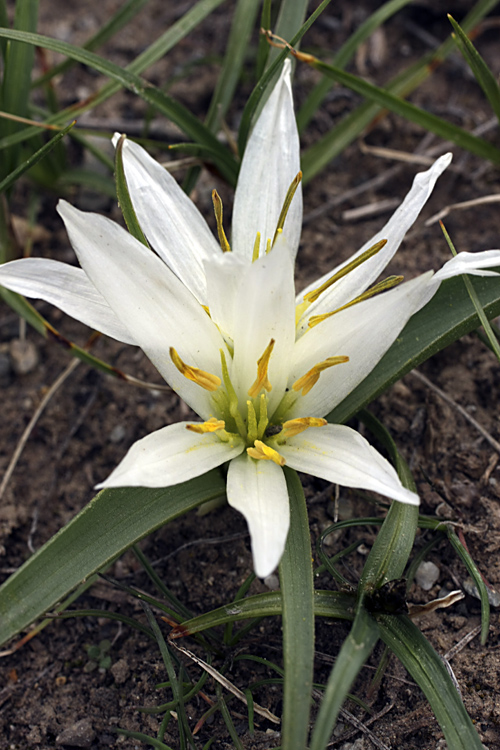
303 56 500 165
0 473 226 647
309 609 379 750
328 274 500 425
279 468 315 750
301 0 500 182
0 119 75 194
297 0 414 132
357 411 418 595
378 614 483 749
0 25 238 184
448 15 500 123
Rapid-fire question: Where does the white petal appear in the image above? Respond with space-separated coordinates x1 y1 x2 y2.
116 136 221 303
0 258 136 344
58 200 227 419
227 452 289 578
287 272 435 419
97 422 244 488
433 250 500 281
232 59 302 262
297 153 452 333
204 251 247 342
279 424 419 505
231 235 296 415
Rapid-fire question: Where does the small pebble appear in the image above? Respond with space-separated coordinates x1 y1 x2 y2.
415 561 440 591
264 573 280 590
56 718 95 747
111 657 130 685
9 339 39 375
109 424 126 443
463 577 500 608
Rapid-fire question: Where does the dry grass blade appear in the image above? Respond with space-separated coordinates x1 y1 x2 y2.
425 194 500 226
167 636 280 724
409 370 500 454
0 357 80 502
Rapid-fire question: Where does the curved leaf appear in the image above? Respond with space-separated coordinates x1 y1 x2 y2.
0 472 226 647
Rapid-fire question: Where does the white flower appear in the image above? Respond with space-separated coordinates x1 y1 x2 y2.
1 60 499 577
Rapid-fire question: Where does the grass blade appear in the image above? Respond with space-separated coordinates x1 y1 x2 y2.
309 609 379 750
378 614 483 749
303 56 500 165
448 14 500 124
0 119 75 194
279 468 315 750
0 473 226 647
297 0 414 132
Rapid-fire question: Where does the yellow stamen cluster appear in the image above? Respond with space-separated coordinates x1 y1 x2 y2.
170 347 221 392
248 339 275 397
186 418 226 434
292 356 349 396
247 440 285 466
281 417 327 438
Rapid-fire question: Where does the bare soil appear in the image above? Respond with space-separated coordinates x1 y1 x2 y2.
1 2 500 749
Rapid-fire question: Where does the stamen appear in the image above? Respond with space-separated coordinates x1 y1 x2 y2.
281 417 327 438
248 339 275 397
186 418 226 434
272 171 302 247
308 275 404 329
246 400 258 444
303 239 388 305
292 356 349 396
256 393 269 440
252 232 261 262
220 350 247 438
247 440 286 466
212 190 231 252
170 347 221 391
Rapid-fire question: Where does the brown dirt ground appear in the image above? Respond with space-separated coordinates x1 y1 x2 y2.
1 1 500 748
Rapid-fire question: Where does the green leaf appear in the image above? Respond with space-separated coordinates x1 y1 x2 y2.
297 0 414 132
309 609 379 750
114 134 149 245
279 468 315 750
305 56 500 165
328 273 500 425
0 22 238 185
204 0 261 134
33 0 151 88
356 411 418 594
448 14 500 124
378 614 484 749
0 119 75 194
0 473 226 647
0 0 39 178
170 590 355 636
301 0 500 182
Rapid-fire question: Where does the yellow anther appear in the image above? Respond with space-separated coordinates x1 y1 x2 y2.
281 417 327 438
247 440 286 466
212 190 231 253
292 356 349 397
303 239 388 305
308 275 404 329
252 232 261 262
248 339 275 398
186 418 226 434
272 171 302 246
170 347 221 392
